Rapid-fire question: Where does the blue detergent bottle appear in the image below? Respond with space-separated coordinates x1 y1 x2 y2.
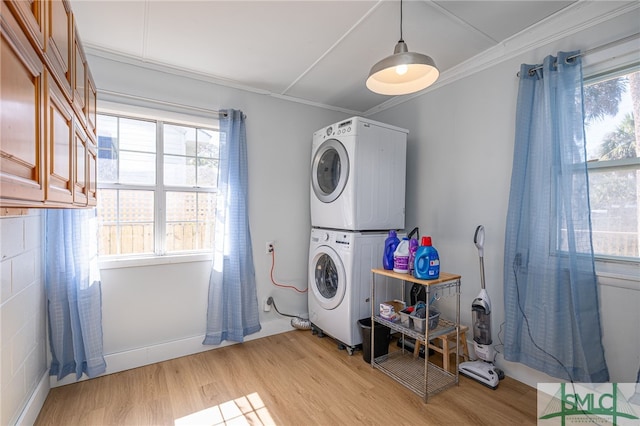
383 230 400 270
414 236 440 279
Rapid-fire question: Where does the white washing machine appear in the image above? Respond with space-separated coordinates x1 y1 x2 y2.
308 228 401 354
310 116 408 231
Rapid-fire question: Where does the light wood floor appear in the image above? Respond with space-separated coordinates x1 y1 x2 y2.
35 330 537 425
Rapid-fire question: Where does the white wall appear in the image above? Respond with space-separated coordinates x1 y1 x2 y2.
371 4 640 387
51 54 350 384
0 211 48 425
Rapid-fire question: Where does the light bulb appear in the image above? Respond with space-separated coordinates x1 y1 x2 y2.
395 64 408 75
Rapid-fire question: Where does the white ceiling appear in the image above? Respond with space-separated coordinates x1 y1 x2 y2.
70 0 577 114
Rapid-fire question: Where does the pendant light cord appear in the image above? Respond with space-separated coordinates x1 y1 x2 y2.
399 0 404 42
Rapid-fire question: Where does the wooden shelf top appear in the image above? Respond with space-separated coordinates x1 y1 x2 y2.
371 269 461 286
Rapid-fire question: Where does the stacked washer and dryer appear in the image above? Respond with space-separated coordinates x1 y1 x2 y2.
308 116 408 355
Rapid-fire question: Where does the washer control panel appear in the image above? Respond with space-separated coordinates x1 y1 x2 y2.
315 118 355 140
310 229 353 247
334 232 352 247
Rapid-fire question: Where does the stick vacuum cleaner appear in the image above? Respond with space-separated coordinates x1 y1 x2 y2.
459 225 504 389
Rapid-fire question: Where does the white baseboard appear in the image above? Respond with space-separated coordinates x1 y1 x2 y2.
50 318 293 388
16 371 50 426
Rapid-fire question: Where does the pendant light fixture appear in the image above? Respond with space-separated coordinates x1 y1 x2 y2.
366 0 439 95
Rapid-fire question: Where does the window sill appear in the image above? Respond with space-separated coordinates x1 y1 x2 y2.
98 252 212 270
595 259 639 291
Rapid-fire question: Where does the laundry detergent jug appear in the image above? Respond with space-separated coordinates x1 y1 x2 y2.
393 237 410 274
383 230 400 270
414 236 440 279
408 237 419 276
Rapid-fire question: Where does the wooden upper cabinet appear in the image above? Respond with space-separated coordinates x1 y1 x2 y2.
45 71 74 204
1 1 45 203
5 0 45 50
87 141 97 206
44 0 72 100
1 0 97 208
73 122 88 206
77 130 97 207
87 68 97 137
72 23 86 127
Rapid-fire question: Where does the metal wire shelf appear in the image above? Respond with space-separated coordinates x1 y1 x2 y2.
374 316 457 342
374 351 455 397
370 269 461 403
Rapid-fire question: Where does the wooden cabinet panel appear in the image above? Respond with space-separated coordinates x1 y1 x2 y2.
72 24 86 126
5 0 46 50
45 71 73 203
1 2 45 203
45 0 72 99
87 141 97 206
73 123 87 205
86 68 97 137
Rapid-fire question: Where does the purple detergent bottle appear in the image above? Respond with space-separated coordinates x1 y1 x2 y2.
408 237 419 276
383 230 399 270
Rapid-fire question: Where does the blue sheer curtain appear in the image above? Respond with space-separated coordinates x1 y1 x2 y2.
503 51 609 382
44 208 106 380
203 109 261 345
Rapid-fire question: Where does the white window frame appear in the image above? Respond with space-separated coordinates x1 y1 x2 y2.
96 100 218 269
581 42 640 289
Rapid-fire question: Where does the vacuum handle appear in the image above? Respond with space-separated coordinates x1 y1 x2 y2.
474 225 486 289
474 225 484 257
479 256 486 290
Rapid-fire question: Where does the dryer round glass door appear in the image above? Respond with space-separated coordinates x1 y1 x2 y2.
311 139 349 203
309 245 346 310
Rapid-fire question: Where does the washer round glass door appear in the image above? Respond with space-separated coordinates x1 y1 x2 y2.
309 245 346 310
311 139 349 203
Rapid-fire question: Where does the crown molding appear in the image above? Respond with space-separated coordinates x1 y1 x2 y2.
85 45 362 117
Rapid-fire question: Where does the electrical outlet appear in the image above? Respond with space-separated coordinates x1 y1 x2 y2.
266 241 274 254
263 297 272 312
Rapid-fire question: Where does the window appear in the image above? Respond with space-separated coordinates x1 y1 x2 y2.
96 113 219 257
583 66 639 261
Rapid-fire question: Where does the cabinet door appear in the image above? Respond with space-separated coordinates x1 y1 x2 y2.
1 2 45 203
73 122 87 205
72 24 86 127
86 68 97 137
5 0 45 50
87 140 97 206
45 71 73 203
45 0 72 100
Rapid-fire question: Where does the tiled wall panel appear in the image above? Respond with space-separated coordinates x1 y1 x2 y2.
0 211 46 425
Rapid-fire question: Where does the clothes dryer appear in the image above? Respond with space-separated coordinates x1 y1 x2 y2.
308 228 401 354
310 117 407 231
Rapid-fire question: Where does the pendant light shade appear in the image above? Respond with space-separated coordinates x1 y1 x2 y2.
366 41 439 95
366 0 439 96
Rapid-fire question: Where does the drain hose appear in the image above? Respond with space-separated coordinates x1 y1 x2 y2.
271 298 311 330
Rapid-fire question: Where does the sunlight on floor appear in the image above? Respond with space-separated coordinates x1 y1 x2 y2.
174 392 276 425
